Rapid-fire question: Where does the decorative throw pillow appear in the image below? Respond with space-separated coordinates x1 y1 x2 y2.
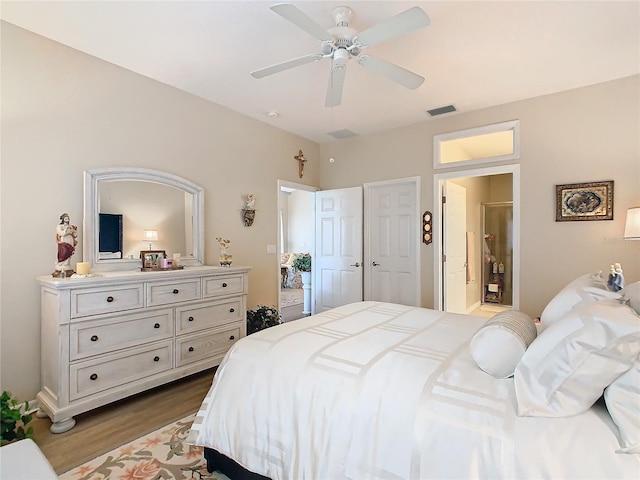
284 253 299 267
515 299 640 417
605 360 640 454
469 310 537 379
620 281 640 316
540 272 622 328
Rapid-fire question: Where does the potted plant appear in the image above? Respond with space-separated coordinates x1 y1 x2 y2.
1 390 34 445
247 305 283 335
292 253 312 315
292 253 311 273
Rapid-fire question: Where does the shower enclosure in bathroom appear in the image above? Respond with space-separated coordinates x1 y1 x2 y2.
482 202 513 306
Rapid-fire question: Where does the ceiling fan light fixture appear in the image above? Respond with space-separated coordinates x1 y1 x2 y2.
333 48 350 66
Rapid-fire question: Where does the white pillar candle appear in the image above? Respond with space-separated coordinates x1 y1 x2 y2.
76 262 90 275
172 253 181 266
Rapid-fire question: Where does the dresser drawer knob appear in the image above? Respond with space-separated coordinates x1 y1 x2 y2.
188 316 194 322
229 308 235 313
106 296 114 303
188 346 194 352
229 335 235 340
154 323 160 329
90 335 99 342
153 356 160 362
173 289 179 294
90 373 98 381
222 283 228 288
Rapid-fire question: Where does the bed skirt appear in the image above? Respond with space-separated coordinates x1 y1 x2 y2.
204 447 270 480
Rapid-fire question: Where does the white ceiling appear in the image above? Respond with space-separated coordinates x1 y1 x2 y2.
2 1 639 144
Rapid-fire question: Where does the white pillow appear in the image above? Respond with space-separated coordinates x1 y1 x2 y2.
540 271 622 328
605 360 640 454
620 281 640 316
515 299 640 417
470 310 537 379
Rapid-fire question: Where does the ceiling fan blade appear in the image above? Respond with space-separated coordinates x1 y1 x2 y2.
355 6 430 48
325 65 347 107
251 53 324 79
271 3 333 42
358 55 424 90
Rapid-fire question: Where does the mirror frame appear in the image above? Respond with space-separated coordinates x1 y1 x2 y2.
84 167 204 272
433 120 520 169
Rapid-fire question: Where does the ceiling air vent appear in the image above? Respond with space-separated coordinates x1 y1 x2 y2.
327 129 359 140
427 105 457 117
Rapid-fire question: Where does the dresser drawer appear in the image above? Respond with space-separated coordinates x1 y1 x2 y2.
175 326 241 367
147 279 201 306
69 309 173 360
203 274 244 298
71 285 144 318
176 298 243 335
69 341 173 401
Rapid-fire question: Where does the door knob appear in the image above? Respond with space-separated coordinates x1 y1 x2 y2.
350 262 361 267
372 261 380 266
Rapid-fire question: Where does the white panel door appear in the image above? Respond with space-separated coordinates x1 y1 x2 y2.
365 180 419 306
444 181 467 313
314 187 363 313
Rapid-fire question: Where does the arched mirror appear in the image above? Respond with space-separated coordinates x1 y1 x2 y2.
84 168 204 272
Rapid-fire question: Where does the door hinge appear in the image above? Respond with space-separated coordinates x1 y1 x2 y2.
442 254 446 262
442 196 446 204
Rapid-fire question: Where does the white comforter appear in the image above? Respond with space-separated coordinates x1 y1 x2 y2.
189 301 639 479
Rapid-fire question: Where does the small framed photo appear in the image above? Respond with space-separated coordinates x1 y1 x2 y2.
140 250 166 270
555 180 613 222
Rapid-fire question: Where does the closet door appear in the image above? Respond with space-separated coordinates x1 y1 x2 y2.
314 187 363 313
365 178 420 306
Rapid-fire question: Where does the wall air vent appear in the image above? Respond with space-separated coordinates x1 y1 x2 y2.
327 129 359 140
427 105 457 117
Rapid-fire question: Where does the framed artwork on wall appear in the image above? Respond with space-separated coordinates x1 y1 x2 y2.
555 180 614 222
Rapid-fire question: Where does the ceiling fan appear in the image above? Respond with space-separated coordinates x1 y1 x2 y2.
251 3 431 107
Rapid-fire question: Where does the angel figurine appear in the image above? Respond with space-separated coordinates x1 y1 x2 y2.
245 194 256 210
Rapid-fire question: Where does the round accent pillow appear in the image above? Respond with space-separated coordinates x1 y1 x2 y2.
470 310 537 379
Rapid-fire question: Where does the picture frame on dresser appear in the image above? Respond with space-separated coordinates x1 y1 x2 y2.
140 250 166 270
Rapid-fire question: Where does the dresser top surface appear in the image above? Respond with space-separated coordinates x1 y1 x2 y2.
37 265 251 289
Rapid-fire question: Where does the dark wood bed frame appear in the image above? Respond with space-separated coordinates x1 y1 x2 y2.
204 447 270 480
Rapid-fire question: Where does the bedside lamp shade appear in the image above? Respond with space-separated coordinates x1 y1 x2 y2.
143 229 158 250
624 207 640 240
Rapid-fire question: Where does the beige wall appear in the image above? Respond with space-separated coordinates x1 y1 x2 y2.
320 75 640 315
2 21 639 403
1 23 319 400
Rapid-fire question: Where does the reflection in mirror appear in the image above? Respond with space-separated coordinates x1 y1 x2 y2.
84 168 204 272
99 181 190 259
434 120 519 169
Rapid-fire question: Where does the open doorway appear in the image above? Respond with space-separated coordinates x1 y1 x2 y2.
277 180 317 322
433 165 520 314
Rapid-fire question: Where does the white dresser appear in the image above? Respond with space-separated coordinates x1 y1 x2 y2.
36 265 250 433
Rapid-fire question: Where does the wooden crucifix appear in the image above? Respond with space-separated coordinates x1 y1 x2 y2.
294 149 307 178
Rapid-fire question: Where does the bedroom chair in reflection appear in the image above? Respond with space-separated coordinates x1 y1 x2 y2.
143 229 158 250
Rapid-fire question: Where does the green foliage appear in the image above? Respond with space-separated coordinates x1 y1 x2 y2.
292 253 312 272
1 391 34 445
247 305 283 335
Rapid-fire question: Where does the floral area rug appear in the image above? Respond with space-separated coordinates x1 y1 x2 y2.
60 414 228 480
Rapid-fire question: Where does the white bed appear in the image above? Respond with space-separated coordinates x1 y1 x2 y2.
189 278 640 479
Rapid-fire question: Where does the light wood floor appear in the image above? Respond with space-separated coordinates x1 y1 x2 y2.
31 368 216 475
